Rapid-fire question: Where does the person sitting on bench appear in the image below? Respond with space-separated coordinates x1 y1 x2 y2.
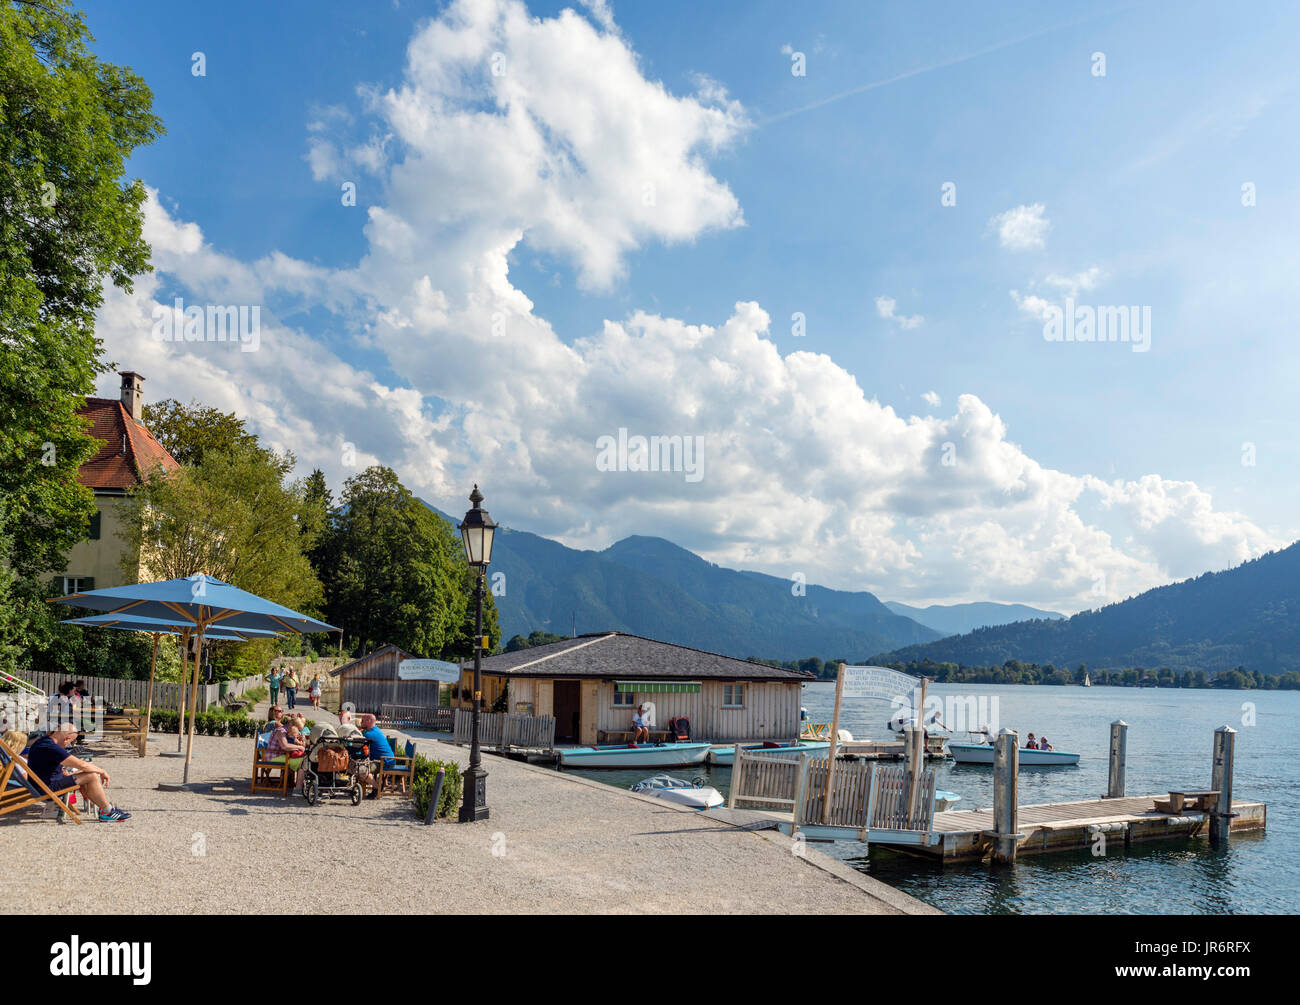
631 704 650 744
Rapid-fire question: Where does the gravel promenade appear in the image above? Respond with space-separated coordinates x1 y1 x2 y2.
1 702 938 915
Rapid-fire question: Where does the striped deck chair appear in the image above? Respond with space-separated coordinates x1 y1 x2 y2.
0 745 85 824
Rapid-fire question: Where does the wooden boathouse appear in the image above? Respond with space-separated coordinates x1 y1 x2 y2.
330 644 454 713
459 632 813 746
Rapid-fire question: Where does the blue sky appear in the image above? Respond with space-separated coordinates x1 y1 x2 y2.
82 0 1299 610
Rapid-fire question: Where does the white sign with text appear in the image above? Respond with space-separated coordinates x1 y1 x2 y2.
397 659 461 682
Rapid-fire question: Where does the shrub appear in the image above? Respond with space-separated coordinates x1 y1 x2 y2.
412 755 463 821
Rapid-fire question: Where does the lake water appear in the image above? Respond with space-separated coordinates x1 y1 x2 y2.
565 682 1298 914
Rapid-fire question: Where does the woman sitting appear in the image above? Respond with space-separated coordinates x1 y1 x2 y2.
1024 732 1039 750
266 721 306 793
1038 736 1053 751
2 730 29 787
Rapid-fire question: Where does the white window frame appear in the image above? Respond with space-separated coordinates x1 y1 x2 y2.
722 683 745 708
612 690 636 707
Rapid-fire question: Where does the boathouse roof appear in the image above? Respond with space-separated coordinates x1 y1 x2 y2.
478 632 815 682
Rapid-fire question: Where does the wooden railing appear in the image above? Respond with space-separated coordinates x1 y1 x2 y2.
729 749 936 833
14 670 263 713
452 708 556 750
381 704 453 731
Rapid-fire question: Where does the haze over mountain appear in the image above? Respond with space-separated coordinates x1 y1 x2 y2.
427 506 938 659
879 542 1300 674
884 601 1065 637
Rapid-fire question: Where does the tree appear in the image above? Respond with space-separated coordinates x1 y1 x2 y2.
0 0 162 577
119 442 323 613
314 466 499 658
142 398 269 467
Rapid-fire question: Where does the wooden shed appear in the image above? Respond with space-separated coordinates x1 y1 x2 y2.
466 632 813 746
330 644 456 715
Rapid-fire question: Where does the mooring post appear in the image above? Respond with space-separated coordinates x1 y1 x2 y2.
1106 720 1128 798
423 768 446 826
1209 725 1236 845
992 727 1021 864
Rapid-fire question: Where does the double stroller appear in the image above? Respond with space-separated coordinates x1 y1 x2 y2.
302 725 370 806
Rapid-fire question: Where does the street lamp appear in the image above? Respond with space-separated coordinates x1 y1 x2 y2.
458 484 496 823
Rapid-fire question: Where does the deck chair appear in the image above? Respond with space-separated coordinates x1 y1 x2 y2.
0 745 85 824
251 732 291 795
378 740 416 797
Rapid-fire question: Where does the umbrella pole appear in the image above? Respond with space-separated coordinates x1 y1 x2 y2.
176 630 188 753
182 627 203 784
143 633 159 756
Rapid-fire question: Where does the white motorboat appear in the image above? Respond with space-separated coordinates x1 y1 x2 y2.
630 774 725 809
948 741 1080 766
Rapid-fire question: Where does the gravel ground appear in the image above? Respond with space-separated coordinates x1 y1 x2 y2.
1 704 937 915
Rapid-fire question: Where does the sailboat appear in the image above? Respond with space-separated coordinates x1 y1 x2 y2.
1082 671 1091 687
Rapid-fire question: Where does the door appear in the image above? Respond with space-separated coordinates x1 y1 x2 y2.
553 680 580 743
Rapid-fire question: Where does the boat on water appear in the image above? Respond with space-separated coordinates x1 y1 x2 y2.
1082 671 1092 687
934 789 963 811
557 741 712 768
707 740 830 765
630 774 724 809
947 741 1081 766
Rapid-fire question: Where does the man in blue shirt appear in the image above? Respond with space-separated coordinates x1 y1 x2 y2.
357 713 395 800
27 723 131 822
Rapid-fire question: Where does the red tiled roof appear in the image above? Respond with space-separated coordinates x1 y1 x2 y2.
77 398 180 490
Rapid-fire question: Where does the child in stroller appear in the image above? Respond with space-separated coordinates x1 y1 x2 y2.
302 725 370 806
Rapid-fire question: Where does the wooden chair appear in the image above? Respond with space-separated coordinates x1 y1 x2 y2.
251 739 291 795
0 746 85 824
378 740 416 797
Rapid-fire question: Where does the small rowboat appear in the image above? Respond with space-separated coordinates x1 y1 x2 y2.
934 789 962 811
707 740 830 765
948 742 1080 766
557 741 712 769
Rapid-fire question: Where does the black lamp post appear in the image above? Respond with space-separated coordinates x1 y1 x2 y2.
458 484 496 823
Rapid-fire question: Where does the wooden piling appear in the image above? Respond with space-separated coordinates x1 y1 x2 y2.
992 727 1020 863
1107 720 1127 798
1210 725 1236 845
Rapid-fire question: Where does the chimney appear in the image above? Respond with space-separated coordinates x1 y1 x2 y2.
119 371 144 422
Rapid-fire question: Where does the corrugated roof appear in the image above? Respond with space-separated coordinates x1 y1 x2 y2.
481 632 813 681
77 398 180 490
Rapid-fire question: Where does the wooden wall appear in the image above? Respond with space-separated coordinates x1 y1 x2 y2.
481 676 801 744
337 649 453 715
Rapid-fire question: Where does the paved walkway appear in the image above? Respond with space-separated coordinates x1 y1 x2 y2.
1 702 939 915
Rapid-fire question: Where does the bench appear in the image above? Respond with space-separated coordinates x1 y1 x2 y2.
1153 790 1220 814
597 729 670 744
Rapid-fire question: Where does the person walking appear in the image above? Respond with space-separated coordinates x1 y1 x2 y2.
308 675 322 710
267 668 281 708
283 669 299 710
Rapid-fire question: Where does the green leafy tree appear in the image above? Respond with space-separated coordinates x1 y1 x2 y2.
314 466 499 658
119 443 324 612
0 0 162 577
141 398 270 467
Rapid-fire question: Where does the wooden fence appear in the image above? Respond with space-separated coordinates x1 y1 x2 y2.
730 751 936 833
381 703 454 731
453 708 556 750
16 670 263 713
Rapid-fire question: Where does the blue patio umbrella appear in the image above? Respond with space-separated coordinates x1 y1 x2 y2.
61 614 289 754
52 574 337 784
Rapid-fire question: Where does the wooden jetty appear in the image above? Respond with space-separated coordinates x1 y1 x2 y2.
723 722 1267 863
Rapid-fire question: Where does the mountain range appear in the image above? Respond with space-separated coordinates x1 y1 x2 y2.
879 542 1300 674
427 505 1074 660
884 601 1063 637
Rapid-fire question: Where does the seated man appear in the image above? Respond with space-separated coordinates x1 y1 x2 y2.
356 713 395 800
26 722 130 822
631 704 650 744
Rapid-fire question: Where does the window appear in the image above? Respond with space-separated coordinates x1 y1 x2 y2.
613 690 636 707
88 510 102 540
62 577 94 595
722 684 745 707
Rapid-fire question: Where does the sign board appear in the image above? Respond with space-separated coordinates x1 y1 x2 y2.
840 665 921 702
397 659 461 682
